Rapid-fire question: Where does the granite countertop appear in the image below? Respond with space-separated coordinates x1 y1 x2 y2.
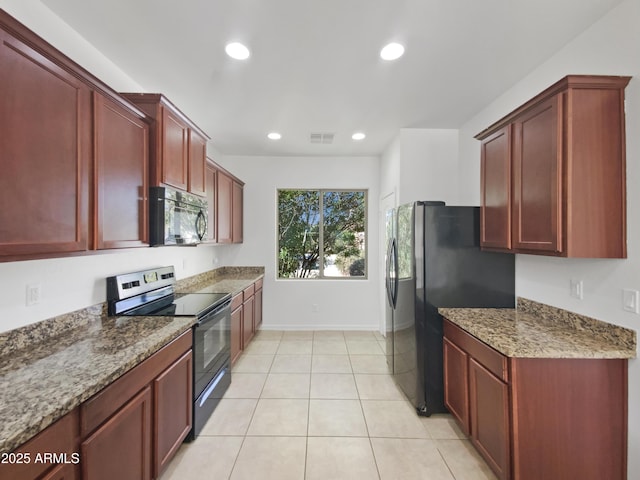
0 266 264 454
439 298 636 359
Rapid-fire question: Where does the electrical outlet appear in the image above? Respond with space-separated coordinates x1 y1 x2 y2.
570 279 583 300
622 289 639 314
26 284 41 306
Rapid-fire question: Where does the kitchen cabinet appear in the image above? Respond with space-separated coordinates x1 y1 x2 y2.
230 279 264 365
0 408 81 480
0 11 152 261
93 92 149 249
121 93 210 196
80 330 192 480
215 168 244 244
205 160 218 242
476 75 631 258
443 317 627 480
0 20 91 258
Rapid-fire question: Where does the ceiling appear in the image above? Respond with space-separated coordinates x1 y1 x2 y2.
42 0 622 157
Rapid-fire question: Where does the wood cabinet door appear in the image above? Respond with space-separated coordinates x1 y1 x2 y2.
153 350 193 478
93 93 149 249
216 171 233 243
242 295 255 346
232 181 244 243
0 29 90 257
469 358 510 480
161 108 188 190
230 306 243 364
81 386 152 480
480 126 512 250
512 96 563 254
443 337 470 435
188 130 207 197
254 287 263 331
205 162 217 242
40 462 79 480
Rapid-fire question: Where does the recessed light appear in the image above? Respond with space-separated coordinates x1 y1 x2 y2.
267 132 282 140
380 42 404 61
352 132 366 141
225 42 250 60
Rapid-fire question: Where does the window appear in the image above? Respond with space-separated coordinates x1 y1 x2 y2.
277 189 367 279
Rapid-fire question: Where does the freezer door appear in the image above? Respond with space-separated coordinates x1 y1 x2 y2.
384 208 396 374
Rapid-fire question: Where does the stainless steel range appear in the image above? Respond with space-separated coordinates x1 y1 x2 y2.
107 266 231 440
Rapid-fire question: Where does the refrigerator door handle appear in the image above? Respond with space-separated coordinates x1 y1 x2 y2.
391 238 399 308
385 239 394 307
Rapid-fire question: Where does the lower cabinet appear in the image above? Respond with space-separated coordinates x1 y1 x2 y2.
230 279 264 365
443 318 627 480
81 387 152 480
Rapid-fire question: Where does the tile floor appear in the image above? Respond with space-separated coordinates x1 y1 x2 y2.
161 330 497 480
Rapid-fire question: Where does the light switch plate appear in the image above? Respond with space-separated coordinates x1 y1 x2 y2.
623 289 640 314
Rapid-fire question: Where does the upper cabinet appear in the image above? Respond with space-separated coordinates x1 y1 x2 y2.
0 11 151 261
121 94 210 197
205 159 244 244
476 75 631 258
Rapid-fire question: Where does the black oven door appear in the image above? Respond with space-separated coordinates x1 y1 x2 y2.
193 300 231 398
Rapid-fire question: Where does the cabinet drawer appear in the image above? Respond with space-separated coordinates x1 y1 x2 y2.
443 319 508 382
255 278 263 291
231 293 243 311
243 284 255 299
81 330 192 436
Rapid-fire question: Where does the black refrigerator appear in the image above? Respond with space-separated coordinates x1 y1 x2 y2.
385 201 515 416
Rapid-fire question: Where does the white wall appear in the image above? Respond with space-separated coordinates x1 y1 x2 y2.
456 0 640 476
215 155 381 331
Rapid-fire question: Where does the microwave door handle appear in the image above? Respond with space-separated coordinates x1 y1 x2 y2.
195 209 207 241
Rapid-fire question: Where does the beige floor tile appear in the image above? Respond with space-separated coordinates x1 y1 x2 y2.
371 438 455 480
282 330 314 340
373 331 385 341
277 339 313 354
200 398 258 436
350 354 390 374
313 330 345 340
246 399 309 436
312 339 348 354
160 436 243 480
270 354 312 373
311 354 353 373
233 354 274 373
230 436 306 480
343 331 378 340
361 400 429 438
354 374 405 400
346 340 385 355
308 399 368 437
310 373 358 399
422 413 467 439
260 373 310 398
436 439 497 480
223 373 267 398
242 340 280 355
306 437 379 480
254 329 284 341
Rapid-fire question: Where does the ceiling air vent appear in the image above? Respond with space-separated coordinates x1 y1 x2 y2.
310 132 335 144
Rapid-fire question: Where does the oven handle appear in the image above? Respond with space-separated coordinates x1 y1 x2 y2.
196 300 231 327
199 367 228 407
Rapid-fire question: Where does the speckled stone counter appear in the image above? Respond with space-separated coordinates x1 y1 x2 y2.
439 298 636 359
0 266 264 454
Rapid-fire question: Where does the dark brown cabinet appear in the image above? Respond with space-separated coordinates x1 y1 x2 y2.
0 23 91 258
443 317 627 480
153 351 193 478
205 161 218 243
81 387 153 480
209 165 244 244
121 94 209 197
230 279 264 365
93 93 149 249
476 75 630 258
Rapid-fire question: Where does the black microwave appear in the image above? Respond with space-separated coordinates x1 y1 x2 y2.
149 186 207 246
